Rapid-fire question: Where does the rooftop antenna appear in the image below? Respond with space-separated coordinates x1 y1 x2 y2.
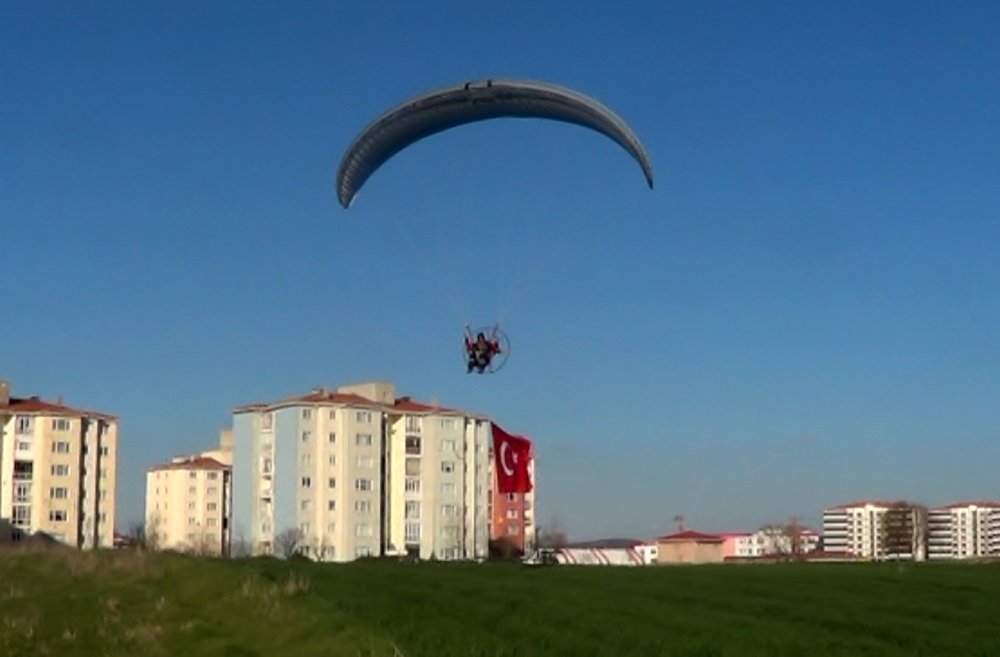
673 515 684 531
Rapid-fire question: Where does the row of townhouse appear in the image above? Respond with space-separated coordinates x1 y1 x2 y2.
0 379 119 548
145 381 538 562
822 499 1000 561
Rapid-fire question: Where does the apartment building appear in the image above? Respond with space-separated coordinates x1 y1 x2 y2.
230 381 496 562
144 430 233 555
0 380 118 549
927 501 1000 560
822 500 927 560
489 457 537 553
720 527 821 558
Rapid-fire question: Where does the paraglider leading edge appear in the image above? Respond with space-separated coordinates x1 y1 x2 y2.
335 77 654 209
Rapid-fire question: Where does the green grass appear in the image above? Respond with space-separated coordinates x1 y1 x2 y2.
3 548 1000 656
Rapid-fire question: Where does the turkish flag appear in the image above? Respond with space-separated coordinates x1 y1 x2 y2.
491 421 533 493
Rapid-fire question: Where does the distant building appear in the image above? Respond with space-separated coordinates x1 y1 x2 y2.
0 379 118 549
822 500 927 561
719 527 821 558
145 431 233 556
654 530 726 564
230 381 502 562
927 501 1000 560
555 539 646 566
489 457 536 554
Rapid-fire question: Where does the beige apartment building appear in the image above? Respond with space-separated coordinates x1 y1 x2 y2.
230 381 495 562
0 379 118 549
145 430 233 555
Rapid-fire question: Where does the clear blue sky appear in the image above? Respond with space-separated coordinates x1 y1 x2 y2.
4 1 1000 539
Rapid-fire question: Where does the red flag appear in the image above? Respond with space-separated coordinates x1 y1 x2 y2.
491 421 533 493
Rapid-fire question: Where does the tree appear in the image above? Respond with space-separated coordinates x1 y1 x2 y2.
130 513 162 551
274 528 302 559
879 501 928 561
537 517 568 551
488 536 523 561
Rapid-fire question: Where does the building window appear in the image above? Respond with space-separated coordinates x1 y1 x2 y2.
354 479 372 491
356 411 372 423
302 408 312 420
405 522 421 542
328 455 336 466
355 433 372 446
441 461 455 474
405 478 420 493
405 435 421 454
327 500 336 511
301 453 312 466
207 486 217 496
189 471 198 479
441 439 456 452
405 416 421 432
355 523 373 537
52 418 71 432
49 510 67 522
506 509 519 519
207 502 217 511
405 501 420 519
301 500 311 511
328 432 336 443
52 441 70 454
329 410 336 420
207 518 218 527
356 455 373 469
51 464 70 476
441 504 457 517
328 477 336 489
355 545 373 558
301 477 311 488
301 431 312 443
50 487 68 499
440 482 456 496
355 500 371 513
16 416 33 434
207 472 218 480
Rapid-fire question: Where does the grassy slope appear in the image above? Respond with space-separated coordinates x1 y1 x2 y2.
2 549 1000 656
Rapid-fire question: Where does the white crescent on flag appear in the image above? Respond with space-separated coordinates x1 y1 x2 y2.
499 439 515 476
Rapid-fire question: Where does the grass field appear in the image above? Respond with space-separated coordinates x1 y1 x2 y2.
2 548 1000 656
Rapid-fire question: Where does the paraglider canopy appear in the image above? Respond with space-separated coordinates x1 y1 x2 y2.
335 77 654 209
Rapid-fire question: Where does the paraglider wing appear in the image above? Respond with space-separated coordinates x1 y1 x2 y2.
336 78 654 208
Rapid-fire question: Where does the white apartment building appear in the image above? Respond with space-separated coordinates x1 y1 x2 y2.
0 380 118 549
822 499 927 560
722 527 821 557
145 432 233 556
230 381 495 562
927 501 1000 560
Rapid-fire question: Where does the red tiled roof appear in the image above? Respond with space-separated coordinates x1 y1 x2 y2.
0 396 117 420
233 390 381 412
827 499 908 510
938 500 1000 509
148 456 229 472
232 389 486 419
391 397 465 415
656 530 725 543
